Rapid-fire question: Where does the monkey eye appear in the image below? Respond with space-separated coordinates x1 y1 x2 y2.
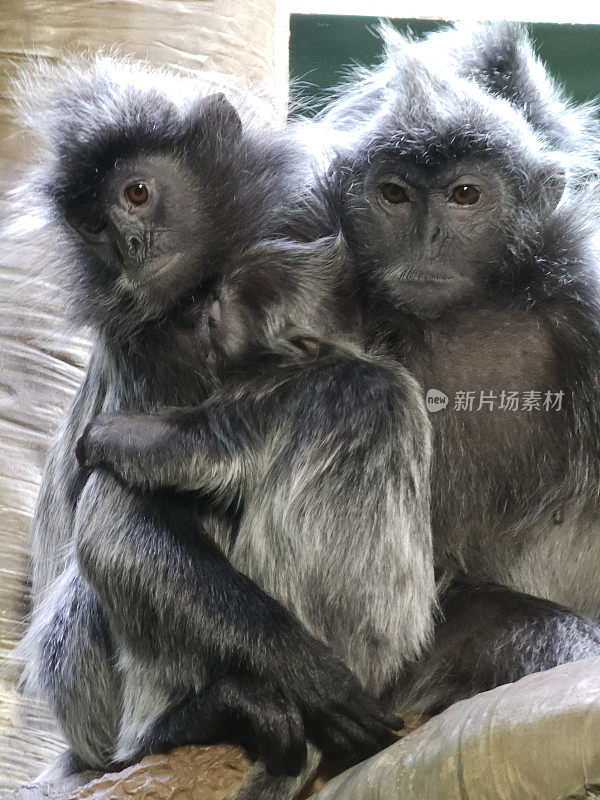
450 185 480 206
380 182 409 204
125 182 150 206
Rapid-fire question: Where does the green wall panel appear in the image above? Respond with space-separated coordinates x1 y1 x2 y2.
289 15 600 113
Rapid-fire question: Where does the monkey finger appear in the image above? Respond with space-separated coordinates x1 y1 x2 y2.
281 701 307 775
214 676 307 775
257 702 306 776
75 428 91 468
325 693 395 745
324 708 396 757
271 701 306 776
347 702 397 736
314 716 383 767
348 712 398 751
342 691 400 735
75 420 110 471
306 713 366 761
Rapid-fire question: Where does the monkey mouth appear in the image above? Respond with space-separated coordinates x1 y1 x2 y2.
387 264 456 285
402 275 454 284
394 270 455 285
127 253 183 286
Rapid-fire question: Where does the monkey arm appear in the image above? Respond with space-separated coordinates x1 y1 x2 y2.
78 343 419 502
76 359 308 499
29 348 108 600
76 403 240 496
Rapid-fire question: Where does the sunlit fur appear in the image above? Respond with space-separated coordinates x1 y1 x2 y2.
309 22 600 180
407 21 600 164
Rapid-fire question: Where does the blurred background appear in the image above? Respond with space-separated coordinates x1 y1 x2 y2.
290 14 600 110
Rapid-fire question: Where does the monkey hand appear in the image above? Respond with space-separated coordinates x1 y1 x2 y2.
280 639 398 767
76 411 183 491
132 675 308 776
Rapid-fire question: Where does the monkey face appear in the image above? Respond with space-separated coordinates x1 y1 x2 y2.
64 153 215 302
348 157 509 316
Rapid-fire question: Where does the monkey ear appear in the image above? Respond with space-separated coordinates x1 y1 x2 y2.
186 92 243 144
447 22 527 100
433 23 590 150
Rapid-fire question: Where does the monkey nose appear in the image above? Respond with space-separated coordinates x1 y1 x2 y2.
427 226 446 257
128 236 142 257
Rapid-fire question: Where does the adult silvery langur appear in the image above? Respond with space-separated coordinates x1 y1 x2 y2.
16 57 432 800
311 27 600 713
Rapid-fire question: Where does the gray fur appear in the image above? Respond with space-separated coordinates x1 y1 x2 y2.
13 55 434 798
392 579 600 716
84 337 433 695
312 21 600 173
406 21 600 160
314 33 600 714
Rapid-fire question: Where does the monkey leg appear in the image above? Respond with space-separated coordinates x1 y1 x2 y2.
73 470 395 772
232 744 322 800
392 577 600 716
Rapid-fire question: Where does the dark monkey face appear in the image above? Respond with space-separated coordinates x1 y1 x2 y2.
65 154 210 300
360 159 508 315
37 70 302 332
338 57 566 317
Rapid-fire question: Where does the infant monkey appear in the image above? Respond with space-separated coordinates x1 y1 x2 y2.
21 58 432 800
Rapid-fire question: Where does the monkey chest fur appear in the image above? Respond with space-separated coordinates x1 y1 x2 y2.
406 308 600 613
